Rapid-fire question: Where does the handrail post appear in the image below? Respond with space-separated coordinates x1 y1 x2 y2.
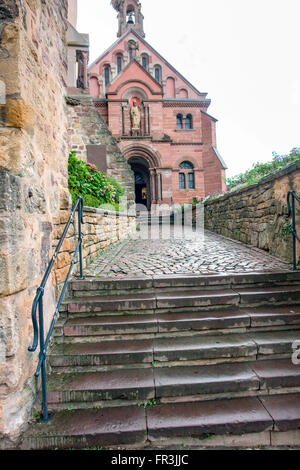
292 195 297 270
38 291 49 422
78 198 84 280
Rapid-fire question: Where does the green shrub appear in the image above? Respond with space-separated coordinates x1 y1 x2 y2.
68 151 125 209
226 148 300 190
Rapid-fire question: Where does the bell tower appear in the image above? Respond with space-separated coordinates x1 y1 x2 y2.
111 0 145 38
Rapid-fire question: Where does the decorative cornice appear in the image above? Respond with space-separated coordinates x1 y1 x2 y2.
171 142 203 146
94 101 108 107
163 101 211 108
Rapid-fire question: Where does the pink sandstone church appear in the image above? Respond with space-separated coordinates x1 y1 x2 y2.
88 0 227 209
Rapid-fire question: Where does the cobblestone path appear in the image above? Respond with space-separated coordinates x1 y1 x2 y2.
86 227 291 278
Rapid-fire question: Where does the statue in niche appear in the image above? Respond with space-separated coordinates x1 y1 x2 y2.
130 99 141 135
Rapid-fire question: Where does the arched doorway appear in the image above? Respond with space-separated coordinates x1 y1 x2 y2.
128 157 151 211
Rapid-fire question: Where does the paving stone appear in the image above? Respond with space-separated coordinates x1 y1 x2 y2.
85 229 291 278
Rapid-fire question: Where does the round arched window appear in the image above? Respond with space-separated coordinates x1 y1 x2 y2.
185 114 193 129
176 114 183 130
179 161 194 170
179 161 195 189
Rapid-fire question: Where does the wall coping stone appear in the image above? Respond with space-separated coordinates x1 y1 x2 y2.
205 161 300 206
83 206 136 218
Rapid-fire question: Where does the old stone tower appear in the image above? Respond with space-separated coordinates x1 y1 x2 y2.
89 0 227 210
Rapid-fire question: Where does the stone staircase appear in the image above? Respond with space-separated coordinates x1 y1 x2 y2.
20 271 300 449
137 212 175 226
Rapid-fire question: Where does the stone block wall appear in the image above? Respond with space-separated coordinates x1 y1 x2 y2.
204 162 300 264
52 206 136 286
66 95 135 207
0 0 71 446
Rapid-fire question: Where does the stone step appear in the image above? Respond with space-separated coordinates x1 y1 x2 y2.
65 286 300 315
154 359 300 399
61 307 300 340
154 330 300 363
21 405 147 449
20 393 300 449
49 330 300 369
49 339 154 368
47 368 155 404
46 359 300 407
147 394 300 441
64 314 158 337
155 286 300 310
70 272 300 297
237 286 300 306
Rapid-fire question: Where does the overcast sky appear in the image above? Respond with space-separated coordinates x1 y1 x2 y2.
77 0 300 178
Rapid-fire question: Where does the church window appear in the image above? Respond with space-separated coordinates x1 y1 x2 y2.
179 161 195 190
154 66 161 83
104 66 110 86
188 172 195 189
117 56 122 74
129 47 133 62
179 173 186 190
142 54 148 70
185 114 193 129
179 161 194 170
176 114 183 129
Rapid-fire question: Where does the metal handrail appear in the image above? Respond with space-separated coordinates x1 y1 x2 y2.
28 196 84 421
287 190 300 270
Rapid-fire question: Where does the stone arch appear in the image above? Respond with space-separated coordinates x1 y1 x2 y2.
174 155 200 170
122 144 163 207
122 86 148 102
113 79 162 96
122 143 162 169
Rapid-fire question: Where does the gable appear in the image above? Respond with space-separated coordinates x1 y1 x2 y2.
106 59 163 98
88 29 207 100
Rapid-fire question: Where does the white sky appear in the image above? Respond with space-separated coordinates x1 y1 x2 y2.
77 0 300 178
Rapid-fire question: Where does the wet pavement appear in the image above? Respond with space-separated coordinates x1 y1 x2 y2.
86 227 291 278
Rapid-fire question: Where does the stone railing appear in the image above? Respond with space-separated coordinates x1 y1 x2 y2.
204 161 300 264
52 205 136 285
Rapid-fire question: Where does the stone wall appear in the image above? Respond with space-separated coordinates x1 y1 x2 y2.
204 162 300 264
66 95 135 206
0 0 71 446
52 206 136 286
